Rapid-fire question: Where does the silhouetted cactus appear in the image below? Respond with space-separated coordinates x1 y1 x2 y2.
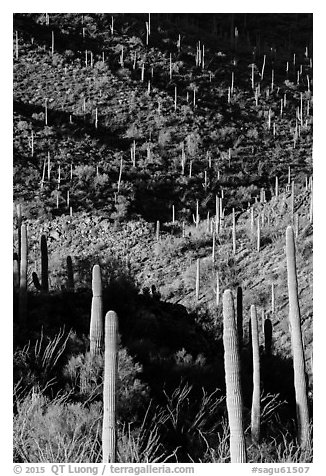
40 234 48 292
102 310 118 463
90 264 103 355
32 272 41 290
264 318 273 355
13 252 19 290
286 225 310 448
66 256 74 290
250 305 260 444
223 289 247 463
16 204 22 264
19 224 27 325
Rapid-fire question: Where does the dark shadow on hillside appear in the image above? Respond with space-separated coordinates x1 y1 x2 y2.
13 100 131 152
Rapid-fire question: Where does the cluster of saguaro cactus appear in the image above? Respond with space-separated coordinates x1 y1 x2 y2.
286 225 310 448
222 289 247 462
87 265 119 461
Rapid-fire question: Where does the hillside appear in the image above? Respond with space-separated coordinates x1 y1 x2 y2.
13 13 313 464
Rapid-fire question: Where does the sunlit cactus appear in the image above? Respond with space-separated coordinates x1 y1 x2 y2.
90 264 103 355
250 304 261 444
286 225 310 448
223 289 247 463
102 310 118 463
19 224 28 325
236 286 243 351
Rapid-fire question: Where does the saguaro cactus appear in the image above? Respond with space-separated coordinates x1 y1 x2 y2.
257 216 261 252
286 225 310 448
223 289 247 463
236 286 243 351
102 310 118 463
195 258 200 301
67 256 74 290
40 234 49 292
232 208 236 254
156 220 160 242
90 264 103 355
264 318 273 355
250 305 261 444
16 204 22 263
19 224 28 325
13 253 19 290
215 271 220 306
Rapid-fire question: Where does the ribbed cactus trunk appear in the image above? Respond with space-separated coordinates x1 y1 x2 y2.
286 225 310 448
40 234 48 292
66 256 74 290
19 224 28 326
236 286 243 351
223 289 247 463
90 264 103 355
250 305 261 444
102 310 118 463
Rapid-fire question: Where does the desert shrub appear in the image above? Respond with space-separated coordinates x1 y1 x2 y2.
63 347 150 422
14 390 102 463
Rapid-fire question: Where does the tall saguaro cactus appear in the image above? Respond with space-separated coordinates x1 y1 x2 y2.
66 256 74 290
40 234 49 292
195 258 200 301
232 208 236 254
250 305 261 444
223 290 247 463
102 310 118 463
19 224 28 325
16 204 22 263
90 264 103 355
286 225 310 448
13 253 20 290
236 286 243 351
